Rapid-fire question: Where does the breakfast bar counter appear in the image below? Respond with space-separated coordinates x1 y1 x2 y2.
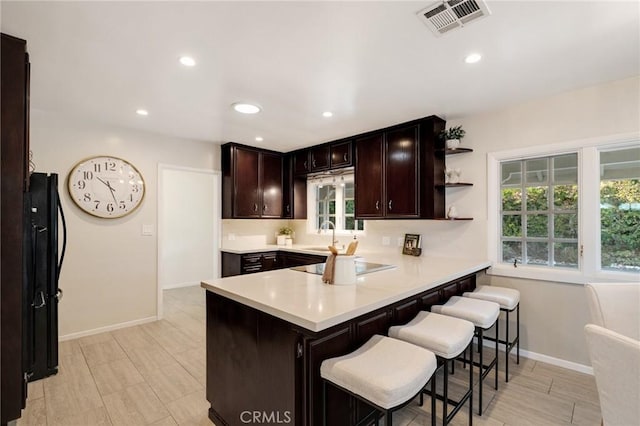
201 254 491 425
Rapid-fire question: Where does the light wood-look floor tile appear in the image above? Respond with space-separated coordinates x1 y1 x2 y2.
125 343 177 376
102 382 170 426
81 339 128 367
143 363 202 404
150 416 179 426
111 325 158 351
173 348 206 386
27 379 44 400
48 406 112 426
142 320 199 355
77 331 114 348
571 400 602 426
166 390 210 424
90 358 145 396
17 396 47 426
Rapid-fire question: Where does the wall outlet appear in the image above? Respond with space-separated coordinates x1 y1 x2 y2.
382 236 391 246
397 237 404 247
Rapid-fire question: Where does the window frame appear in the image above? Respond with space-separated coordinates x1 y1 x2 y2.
487 132 639 285
306 174 366 237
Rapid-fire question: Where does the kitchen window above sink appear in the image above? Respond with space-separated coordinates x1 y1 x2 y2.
306 172 365 236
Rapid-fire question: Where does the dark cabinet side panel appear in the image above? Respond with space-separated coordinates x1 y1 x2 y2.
1 33 29 424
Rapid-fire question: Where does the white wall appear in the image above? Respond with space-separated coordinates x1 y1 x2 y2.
30 110 219 338
290 76 640 366
159 167 217 289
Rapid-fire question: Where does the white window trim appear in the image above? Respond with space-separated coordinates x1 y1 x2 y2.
487 132 640 285
306 175 366 237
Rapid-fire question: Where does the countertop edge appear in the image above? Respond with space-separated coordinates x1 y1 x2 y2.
201 259 491 332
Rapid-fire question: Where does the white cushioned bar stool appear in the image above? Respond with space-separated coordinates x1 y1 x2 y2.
389 312 475 426
320 334 437 426
463 285 520 382
431 296 500 416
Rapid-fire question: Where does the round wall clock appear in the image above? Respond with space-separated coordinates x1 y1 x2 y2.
68 156 145 218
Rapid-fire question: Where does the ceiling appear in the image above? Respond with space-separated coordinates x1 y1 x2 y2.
2 1 639 152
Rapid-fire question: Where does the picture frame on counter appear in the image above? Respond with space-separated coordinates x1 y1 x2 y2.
402 233 422 256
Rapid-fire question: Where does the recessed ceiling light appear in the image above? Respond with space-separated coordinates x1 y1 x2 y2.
232 103 261 114
322 111 333 118
179 56 196 67
465 53 482 64
136 109 149 116
255 136 264 142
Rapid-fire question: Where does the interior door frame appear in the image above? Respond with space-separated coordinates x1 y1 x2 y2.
157 164 221 319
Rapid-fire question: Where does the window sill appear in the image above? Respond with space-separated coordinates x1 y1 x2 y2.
488 263 640 285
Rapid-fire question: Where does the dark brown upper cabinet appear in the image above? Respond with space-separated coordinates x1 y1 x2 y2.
330 141 352 168
282 154 307 219
293 141 353 176
310 145 330 172
222 143 283 219
293 149 310 176
354 116 446 219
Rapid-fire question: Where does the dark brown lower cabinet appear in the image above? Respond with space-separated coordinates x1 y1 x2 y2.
221 251 327 277
205 271 482 425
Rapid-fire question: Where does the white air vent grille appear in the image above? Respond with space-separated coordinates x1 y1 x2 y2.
417 0 491 36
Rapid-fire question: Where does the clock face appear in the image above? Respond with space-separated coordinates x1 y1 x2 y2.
68 156 145 218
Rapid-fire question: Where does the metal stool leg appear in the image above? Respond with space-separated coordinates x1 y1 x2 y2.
505 309 510 382
322 381 327 426
443 360 449 426
495 319 499 391
516 304 520 364
477 328 483 416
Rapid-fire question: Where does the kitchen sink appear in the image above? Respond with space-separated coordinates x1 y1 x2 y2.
290 262 396 276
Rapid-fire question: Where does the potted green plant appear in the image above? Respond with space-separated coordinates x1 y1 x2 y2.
277 226 294 246
443 125 466 149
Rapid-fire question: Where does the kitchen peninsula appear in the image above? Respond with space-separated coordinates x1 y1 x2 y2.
201 253 490 425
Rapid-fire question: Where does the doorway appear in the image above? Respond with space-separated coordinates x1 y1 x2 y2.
157 164 220 318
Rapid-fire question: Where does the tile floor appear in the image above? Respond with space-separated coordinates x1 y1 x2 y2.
18 286 601 425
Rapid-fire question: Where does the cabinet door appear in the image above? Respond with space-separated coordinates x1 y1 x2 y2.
385 125 419 217
310 145 330 172
233 147 261 217
330 141 352 168
261 152 283 218
355 134 384 218
282 155 293 218
293 150 310 175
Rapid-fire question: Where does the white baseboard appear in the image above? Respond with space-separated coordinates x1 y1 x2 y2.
59 316 157 341
481 339 593 375
162 281 200 290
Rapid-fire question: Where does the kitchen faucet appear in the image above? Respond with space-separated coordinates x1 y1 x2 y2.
318 220 339 246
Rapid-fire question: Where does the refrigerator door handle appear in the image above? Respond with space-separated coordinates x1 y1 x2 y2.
57 190 67 279
33 291 46 309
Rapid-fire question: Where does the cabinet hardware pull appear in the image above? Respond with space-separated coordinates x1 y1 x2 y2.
296 342 303 358
375 200 379 210
388 200 393 210
343 153 348 162
312 159 316 168
304 161 308 169
253 203 258 212
263 204 268 211
286 205 290 213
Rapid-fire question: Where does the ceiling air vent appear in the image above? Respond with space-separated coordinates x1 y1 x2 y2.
417 0 491 36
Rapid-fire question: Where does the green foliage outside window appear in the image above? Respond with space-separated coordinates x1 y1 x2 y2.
600 179 640 270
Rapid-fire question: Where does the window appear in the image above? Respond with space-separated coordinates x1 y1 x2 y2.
600 147 640 272
500 154 579 268
308 174 364 234
488 136 639 284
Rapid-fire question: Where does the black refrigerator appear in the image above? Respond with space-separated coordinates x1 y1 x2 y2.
24 172 66 381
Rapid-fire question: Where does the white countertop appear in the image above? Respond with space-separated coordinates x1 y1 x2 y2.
201 253 491 332
220 242 360 256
